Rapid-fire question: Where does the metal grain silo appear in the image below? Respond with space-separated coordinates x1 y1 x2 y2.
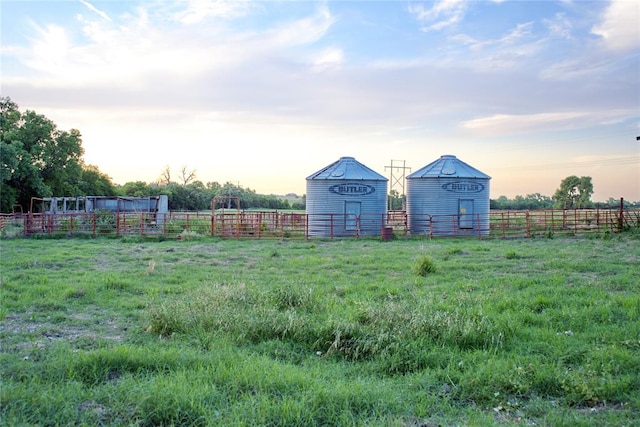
406 155 491 236
306 156 388 237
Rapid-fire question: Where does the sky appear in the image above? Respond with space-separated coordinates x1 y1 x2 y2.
1 0 639 201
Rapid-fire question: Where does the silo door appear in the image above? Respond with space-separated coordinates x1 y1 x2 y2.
345 201 361 231
459 199 474 229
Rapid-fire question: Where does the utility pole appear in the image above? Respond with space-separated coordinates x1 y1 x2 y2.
385 160 411 211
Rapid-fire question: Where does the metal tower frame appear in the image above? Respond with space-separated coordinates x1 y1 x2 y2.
385 160 411 211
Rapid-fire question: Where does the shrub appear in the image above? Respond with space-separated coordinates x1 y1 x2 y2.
505 250 518 259
413 255 436 276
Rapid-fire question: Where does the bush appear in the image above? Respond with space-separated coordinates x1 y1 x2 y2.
413 255 436 276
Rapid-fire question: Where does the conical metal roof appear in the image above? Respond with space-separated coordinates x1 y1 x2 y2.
306 156 387 181
407 155 491 179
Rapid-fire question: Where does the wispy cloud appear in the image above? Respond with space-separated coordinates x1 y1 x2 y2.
461 110 636 135
457 21 534 52
544 12 573 40
539 55 617 81
443 21 539 71
408 0 467 31
80 0 111 22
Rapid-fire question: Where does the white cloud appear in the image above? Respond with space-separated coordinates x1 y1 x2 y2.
591 0 640 51
6 3 335 91
264 5 334 47
310 47 344 71
408 0 467 31
25 23 72 74
172 0 250 24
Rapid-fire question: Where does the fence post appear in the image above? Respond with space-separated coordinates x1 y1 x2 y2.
280 212 284 239
404 212 408 236
451 215 456 238
618 197 624 231
163 213 168 237
427 215 433 239
210 212 215 237
256 213 261 239
330 214 334 239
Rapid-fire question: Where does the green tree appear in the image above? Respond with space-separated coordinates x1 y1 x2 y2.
291 195 305 211
388 189 405 210
552 175 594 209
490 195 510 210
524 193 553 209
165 181 211 211
120 181 155 197
1 97 87 212
78 165 117 196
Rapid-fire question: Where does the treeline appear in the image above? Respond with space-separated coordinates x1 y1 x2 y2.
3 97 637 214
491 194 554 210
119 180 304 211
0 97 302 213
491 194 638 210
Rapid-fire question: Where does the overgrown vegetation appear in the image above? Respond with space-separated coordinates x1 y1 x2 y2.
0 97 305 214
0 97 116 213
1 237 638 425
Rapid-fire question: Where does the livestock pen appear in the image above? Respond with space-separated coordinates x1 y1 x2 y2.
3 208 638 240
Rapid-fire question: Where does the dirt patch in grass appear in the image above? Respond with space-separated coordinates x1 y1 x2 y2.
1 307 127 353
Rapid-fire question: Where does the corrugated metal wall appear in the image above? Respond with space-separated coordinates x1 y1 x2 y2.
407 155 491 236
306 157 388 237
306 180 388 237
407 178 491 236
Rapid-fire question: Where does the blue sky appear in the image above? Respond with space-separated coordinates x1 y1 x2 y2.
1 0 638 201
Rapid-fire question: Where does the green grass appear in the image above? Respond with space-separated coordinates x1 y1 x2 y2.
1 236 639 425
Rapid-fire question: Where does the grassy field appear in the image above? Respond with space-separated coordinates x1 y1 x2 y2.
1 234 638 426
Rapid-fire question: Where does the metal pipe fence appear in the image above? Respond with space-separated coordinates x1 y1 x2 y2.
3 209 638 239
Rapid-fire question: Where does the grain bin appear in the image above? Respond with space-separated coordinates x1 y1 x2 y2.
406 155 491 236
306 156 388 237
